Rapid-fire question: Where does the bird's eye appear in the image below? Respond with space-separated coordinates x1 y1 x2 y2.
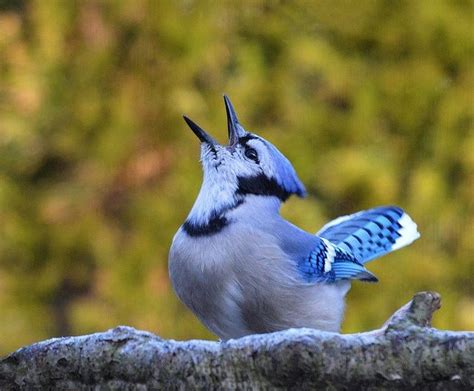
244 147 259 163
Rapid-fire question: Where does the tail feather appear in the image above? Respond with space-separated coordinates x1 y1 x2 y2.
317 206 420 264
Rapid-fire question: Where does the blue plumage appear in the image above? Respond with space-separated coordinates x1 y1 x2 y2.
299 238 377 283
331 262 376 282
298 206 419 283
262 140 307 198
317 206 417 264
171 95 421 339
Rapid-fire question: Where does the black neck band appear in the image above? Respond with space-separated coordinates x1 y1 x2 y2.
182 199 244 237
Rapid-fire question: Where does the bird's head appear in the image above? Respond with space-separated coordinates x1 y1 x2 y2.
183 95 306 229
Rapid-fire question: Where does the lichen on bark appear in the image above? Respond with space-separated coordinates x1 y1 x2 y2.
1 291 473 390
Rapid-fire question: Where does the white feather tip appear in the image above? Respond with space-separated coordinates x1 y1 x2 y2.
392 213 420 251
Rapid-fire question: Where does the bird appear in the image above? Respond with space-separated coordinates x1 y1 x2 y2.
168 95 420 340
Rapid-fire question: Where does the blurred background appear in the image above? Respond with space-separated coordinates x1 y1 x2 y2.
0 0 472 355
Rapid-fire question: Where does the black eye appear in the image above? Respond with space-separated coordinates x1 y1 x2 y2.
244 147 259 163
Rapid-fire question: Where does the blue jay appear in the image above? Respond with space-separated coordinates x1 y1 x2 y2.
169 95 420 340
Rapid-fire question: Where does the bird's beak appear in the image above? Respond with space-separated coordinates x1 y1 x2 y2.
183 115 217 145
224 95 245 146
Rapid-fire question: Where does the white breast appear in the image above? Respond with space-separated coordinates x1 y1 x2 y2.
169 223 351 339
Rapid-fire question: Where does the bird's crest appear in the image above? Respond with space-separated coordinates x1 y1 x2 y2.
183 95 306 204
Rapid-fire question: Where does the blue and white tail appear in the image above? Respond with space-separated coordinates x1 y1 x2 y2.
317 206 420 264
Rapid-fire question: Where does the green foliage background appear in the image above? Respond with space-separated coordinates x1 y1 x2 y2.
0 0 472 355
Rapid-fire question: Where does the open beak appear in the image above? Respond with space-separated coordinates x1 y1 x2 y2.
183 115 217 145
224 95 245 146
183 95 244 147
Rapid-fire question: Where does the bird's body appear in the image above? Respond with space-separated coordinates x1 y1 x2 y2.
169 96 419 340
170 196 350 339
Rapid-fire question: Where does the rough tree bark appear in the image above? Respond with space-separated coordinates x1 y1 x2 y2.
0 292 472 390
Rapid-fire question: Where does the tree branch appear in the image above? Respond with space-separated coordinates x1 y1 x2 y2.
1 291 473 390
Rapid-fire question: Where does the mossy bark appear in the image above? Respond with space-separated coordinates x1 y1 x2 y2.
1 292 473 390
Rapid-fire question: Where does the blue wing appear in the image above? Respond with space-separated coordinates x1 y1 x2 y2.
299 206 419 283
317 206 420 264
298 238 378 283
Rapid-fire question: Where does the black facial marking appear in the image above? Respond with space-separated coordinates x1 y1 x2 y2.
237 174 291 201
238 134 258 146
207 144 218 159
182 199 244 237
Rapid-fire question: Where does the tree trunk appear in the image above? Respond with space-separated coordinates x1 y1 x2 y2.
1 292 473 390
